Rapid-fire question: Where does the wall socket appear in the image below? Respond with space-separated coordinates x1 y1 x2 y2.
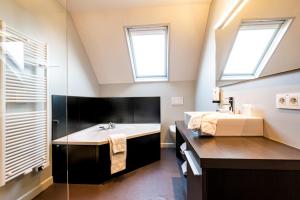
276 93 300 110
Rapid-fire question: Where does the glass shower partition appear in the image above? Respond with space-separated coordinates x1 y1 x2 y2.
0 0 69 199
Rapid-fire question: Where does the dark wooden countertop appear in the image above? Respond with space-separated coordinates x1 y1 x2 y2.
176 121 300 170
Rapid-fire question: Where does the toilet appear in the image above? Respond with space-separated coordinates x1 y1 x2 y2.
169 125 176 142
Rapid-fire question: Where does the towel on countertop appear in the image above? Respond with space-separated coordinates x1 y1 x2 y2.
108 134 127 174
201 114 219 135
188 112 222 135
187 112 209 130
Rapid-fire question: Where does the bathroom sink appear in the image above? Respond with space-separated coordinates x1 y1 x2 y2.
184 112 263 136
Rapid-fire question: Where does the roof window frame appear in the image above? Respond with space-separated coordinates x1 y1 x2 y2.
125 24 169 82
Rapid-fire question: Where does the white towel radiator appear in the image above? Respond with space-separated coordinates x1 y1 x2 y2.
0 20 49 187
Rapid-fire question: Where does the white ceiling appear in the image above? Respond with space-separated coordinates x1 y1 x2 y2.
62 0 211 12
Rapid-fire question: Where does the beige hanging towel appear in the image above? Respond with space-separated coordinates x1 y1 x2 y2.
108 134 127 174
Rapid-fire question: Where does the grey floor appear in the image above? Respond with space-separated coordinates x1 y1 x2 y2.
34 149 186 200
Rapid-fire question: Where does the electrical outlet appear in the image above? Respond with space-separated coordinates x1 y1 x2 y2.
276 93 300 110
288 93 299 107
276 94 287 108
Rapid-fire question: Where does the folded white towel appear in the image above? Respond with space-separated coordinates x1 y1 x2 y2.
188 113 207 130
201 114 219 135
181 161 187 176
108 134 127 174
188 113 223 135
180 142 187 152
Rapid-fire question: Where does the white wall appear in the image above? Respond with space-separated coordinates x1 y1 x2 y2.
71 3 210 84
67 16 100 97
222 71 300 149
99 81 195 145
195 0 230 111
195 0 300 149
0 0 99 199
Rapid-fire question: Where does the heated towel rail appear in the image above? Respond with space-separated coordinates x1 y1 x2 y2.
0 20 49 186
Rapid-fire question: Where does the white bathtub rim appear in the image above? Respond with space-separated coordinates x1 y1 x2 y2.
52 123 161 145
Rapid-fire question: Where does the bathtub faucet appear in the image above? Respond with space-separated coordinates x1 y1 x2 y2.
108 122 116 129
99 122 116 130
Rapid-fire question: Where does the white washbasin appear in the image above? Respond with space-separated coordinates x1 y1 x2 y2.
184 112 263 136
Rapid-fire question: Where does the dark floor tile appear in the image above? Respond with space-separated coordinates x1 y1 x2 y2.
34 149 186 200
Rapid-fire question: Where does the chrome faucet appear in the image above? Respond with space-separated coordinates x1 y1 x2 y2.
108 122 116 129
220 97 234 113
99 122 116 130
228 97 234 112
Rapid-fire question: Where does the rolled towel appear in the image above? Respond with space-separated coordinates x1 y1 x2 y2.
180 142 187 152
181 161 187 176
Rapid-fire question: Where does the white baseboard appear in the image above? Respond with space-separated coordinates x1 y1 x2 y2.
17 176 53 200
161 143 175 148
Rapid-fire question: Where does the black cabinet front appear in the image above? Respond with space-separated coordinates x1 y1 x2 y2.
185 150 203 200
53 132 160 184
187 162 203 200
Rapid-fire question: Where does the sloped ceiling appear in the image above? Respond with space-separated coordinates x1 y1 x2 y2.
63 0 211 11
64 0 211 84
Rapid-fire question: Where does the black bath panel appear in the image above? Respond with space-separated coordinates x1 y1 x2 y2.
52 132 160 184
79 97 99 130
51 95 161 139
51 95 67 140
132 97 161 123
95 97 134 123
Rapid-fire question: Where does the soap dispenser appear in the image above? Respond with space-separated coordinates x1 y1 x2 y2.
212 87 221 103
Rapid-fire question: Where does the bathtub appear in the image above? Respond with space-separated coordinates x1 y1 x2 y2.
52 123 161 184
52 123 161 145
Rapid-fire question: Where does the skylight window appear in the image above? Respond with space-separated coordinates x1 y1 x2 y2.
125 25 169 82
221 19 292 80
